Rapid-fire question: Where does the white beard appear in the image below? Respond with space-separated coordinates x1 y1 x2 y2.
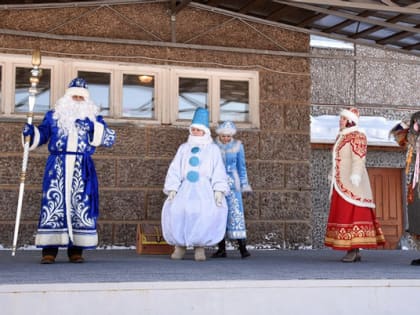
53 95 99 135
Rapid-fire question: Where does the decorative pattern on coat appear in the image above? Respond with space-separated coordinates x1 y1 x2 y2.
226 176 246 233
350 132 367 158
334 132 373 204
39 156 65 229
71 141 94 229
336 132 367 158
40 142 65 229
102 129 116 147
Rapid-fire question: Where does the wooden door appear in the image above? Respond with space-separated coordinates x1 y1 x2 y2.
368 168 404 249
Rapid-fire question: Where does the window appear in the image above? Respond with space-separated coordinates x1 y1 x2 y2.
170 68 259 128
77 70 111 116
220 79 249 122
122 73 155 119
15 67 51 113
178 77 208 120
0 53 260 129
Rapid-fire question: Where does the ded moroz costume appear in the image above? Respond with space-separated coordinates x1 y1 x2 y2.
22 78 116 264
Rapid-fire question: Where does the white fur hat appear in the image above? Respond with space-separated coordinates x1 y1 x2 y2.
340 107 359 124
216 121 237 135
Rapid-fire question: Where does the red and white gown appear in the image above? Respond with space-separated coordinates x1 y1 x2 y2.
325 126 385 250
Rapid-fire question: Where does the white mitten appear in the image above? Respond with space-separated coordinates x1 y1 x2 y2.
167 190 177 201
214 191 224 207
350 174 361 187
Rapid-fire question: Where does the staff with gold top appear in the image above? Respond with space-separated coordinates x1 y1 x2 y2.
11 49 42 256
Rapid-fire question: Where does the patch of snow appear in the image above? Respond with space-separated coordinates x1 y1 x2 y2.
311 115 401 146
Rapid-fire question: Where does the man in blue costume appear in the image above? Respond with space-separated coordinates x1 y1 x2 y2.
22 78 116 264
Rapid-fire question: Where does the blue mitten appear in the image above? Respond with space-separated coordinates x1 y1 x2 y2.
75 118 94 139
22 123 34 137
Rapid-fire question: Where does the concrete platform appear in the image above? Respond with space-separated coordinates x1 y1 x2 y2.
1 249 420 315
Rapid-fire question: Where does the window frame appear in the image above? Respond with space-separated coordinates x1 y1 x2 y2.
0 53 260 129
169 67 259 129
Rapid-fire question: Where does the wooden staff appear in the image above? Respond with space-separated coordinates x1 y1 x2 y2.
12 49 41 256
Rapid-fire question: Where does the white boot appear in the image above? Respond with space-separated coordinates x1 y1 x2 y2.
194 247 206 261
171 246 186 260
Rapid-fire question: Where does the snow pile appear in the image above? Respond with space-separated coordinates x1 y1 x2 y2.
311 115 401 146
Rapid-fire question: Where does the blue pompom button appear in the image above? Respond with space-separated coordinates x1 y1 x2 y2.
191 147 200 154
187 171 199 182
189 156 199 167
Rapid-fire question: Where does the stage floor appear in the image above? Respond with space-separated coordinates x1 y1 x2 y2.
1 248 420 284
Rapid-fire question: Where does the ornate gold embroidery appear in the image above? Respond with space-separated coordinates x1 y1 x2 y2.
325 221 385 248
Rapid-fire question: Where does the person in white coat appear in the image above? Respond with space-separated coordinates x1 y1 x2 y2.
161 107 229 261
325 107 385 262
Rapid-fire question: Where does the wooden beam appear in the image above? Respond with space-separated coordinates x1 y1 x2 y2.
323 10 371 33
376 30 414 44
350 14 409 39
402 42 420 51
275 1 420 34
380 0 397 6
0 0 167 10
205 0 224 6
297 13 328 27
278 0 420 15
171 0 192 15
238 0 266 13
191 2 420 57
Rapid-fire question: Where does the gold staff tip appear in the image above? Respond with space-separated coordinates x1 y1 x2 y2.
32 48 41 67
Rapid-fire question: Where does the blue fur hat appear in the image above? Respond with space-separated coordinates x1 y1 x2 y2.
216 120 237 135
65 77 89 99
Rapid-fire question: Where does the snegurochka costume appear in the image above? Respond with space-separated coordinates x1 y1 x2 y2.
162 108 229 261
325 107 385 262
27 78 116 251
212 121 252 258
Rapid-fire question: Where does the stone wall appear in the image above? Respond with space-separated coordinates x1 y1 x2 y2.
0 3 311 249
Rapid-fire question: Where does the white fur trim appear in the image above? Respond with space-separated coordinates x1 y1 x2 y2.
216 126 237 135
241 185 252 192
65 87 90 99
72 231 98 247
340 109 358 123
90 121 104 146
35 231 69 246
65 132 78 242
400 121 409 129
190 123 210 136
22 126 41 151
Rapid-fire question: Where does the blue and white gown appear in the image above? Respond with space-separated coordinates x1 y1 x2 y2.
162 138 229 247
29 111 116 248
215 138 252 240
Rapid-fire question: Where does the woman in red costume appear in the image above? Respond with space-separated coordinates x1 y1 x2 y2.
325 107 385 262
